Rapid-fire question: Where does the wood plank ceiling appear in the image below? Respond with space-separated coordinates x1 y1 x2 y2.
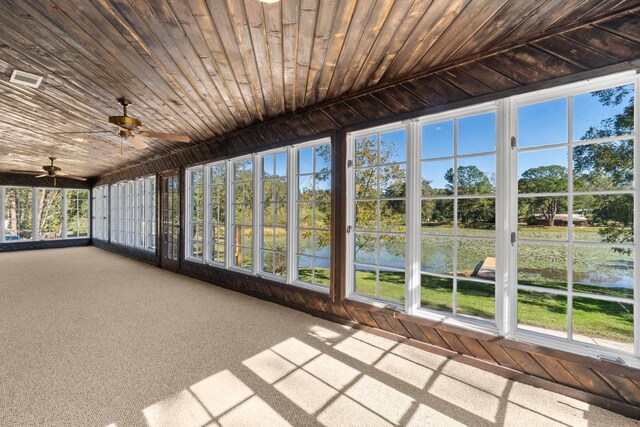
0 0 639 178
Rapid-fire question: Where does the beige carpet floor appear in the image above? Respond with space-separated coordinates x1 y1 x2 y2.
0 247 637 427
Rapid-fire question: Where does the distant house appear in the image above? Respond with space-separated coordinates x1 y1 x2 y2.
534 213 588 226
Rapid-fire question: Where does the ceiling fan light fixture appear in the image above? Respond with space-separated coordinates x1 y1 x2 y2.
259 0 280 3
72 137 86 142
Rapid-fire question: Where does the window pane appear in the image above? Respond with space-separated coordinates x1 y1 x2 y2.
299 202 312 229
458 198 495 236
380 129 406 164
4 188 32 240
315 144 331 172
354 265 377 298
518 243 568 290
380 164 406 197
232 159 253 270
518 148 568 193
298 256 314 282
314 265 330 286
297 134 332 287
572 84 634 141
457 155 496 195
262 155 274 177
298 175 313 201
573 140 633 191
380 200 405 232
421 236 453 274
38 189 62 240
422 120 453 159
518 197 568 240
299 232 313 255
573 297 633 352
379 268 405 303
458 112 496 155
355 135 377 168
518 290 567 338
275 153 287 177
314 202 331 230
354 233 376 265
457 239 495 279
457 280 495 320
298 148 313 174
421 199 453 235
573 246 633 299
421 160 454 196
518 98 568 148
573 195 632 243
315 174 331 200
356 201 377 231
379 234 404 269
420 275 453 313
355 168 377 199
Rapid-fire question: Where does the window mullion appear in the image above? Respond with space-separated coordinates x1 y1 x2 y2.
567 96 575 342
634 77 640 358
32 187 38 241
506 97 518 338
406 120 420 315
253 154 260 276
62 189 68 240
287 147 296 284
0 186 4 243
204 166 211 264
496 99 511 337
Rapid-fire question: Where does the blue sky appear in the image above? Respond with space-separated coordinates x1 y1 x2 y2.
344 84 633 189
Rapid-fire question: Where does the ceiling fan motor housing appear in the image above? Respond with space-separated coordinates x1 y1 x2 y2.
109 115 142 130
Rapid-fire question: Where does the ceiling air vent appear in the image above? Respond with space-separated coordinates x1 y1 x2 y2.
9 69 43 88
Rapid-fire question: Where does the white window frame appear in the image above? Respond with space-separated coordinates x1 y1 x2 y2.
257 146 290 282
65 188 90 239
229 155 255 274
206 160 227 267
508 71 639 364
0 186 89 242
291 138 332 293
110 184 118 243
346 121 410 309
346 71 639 366
185 165 205 262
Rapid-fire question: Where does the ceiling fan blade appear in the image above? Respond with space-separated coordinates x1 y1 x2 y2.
10 169 41 175
35 174 48 178
65 175 87 182
139 130 190 143
56 171 69 176
53 131 113 135
128 136 149 150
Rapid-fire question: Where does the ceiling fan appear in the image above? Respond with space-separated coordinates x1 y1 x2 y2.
56 98 191 153
10 157 86 186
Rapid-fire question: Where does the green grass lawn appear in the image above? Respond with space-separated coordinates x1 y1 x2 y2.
350 269 633 343
300 225 633 344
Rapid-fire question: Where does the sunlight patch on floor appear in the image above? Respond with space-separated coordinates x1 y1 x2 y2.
190 370 253 417
242 349 297 384
344 375 415 424
218 396 291 427
406 404 467 427
143 390 212 427
374 352 434 388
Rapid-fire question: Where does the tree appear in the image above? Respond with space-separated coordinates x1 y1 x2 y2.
574 86 634 250
445 165 494 195
353 136 406 256
518 165 568 225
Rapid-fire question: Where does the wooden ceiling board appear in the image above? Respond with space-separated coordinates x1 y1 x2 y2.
0 0 638 179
